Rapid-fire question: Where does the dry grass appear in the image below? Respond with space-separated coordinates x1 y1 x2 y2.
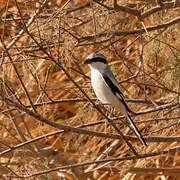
0 0 180 179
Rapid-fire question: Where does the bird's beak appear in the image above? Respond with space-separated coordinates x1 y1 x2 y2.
84 59 90 64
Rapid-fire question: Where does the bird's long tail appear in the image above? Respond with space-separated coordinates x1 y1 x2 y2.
125 112 147 146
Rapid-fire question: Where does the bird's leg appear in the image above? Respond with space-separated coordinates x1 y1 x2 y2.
95 102 104 109
96 103 111 132
109 107 115 118
94 102 109 132
103 106 114 132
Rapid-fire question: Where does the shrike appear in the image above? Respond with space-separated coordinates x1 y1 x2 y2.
84 52 147 146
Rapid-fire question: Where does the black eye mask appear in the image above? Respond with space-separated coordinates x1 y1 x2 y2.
84 57 107 64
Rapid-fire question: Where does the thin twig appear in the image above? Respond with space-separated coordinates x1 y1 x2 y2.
8 145 180 178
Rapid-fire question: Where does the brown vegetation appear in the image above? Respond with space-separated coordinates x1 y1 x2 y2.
0 0 180 179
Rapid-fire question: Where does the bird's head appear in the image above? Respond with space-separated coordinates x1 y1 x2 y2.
84 52 107 70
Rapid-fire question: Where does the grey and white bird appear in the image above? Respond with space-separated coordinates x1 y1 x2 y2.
84 52 147 146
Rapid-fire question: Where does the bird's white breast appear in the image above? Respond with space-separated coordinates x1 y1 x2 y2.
90 68 121 107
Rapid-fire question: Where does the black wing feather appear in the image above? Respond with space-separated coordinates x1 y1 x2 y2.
102 73 131 112
103 73 147 146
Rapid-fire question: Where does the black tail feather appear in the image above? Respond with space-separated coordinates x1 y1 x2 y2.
126 113 147 146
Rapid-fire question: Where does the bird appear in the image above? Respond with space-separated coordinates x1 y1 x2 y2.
84 52 147 146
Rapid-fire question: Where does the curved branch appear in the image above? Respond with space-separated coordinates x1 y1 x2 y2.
8 145 180 178
80 16 180 42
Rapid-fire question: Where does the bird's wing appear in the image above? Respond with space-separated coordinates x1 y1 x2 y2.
103 71 147 146
102 72 131 113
